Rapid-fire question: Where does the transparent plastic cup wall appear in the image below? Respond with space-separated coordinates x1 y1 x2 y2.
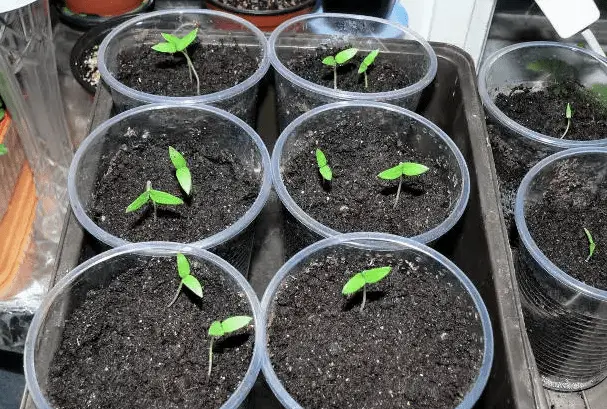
67 104 272 274
272 101 470 258
97 9 270 125
478 42 607 175
259 232 494 409
24 242 262 409
269 13 437 130
515 148 607 391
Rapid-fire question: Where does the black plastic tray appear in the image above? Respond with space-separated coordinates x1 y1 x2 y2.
20 43 542 409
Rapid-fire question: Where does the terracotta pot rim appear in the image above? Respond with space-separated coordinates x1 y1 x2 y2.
206 0 315 16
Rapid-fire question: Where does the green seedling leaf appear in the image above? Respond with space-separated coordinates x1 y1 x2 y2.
152 42 177 54
182 274 203 298
401 162 429 177
176 167 192 195
342 272 365 295
169 146 188 169
566 103 572 119
315 148 333 181
149 190 184 205
322 56 336 66
125 191 150 213
584 228 597 262
177 28 198 51
176 253 190 279
358 49 379 74
208 321 224 337
221 316 253 333
361 266 392 284
335 47 358 64
0 143 7 156
377 164 404 180
161 32 181 45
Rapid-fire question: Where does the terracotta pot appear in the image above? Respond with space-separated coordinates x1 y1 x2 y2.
66 0 143 17
205 0 315 32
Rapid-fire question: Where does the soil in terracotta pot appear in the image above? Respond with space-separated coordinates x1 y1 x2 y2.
89 122 261 243
494 80 607 141
525 157 607 289
213 0 311 11
48 257 254 409
116 41 259 97
268 248 484 409
282 111 461 237
282 45 426 93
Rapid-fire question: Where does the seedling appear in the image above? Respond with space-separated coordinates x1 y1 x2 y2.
167 253 203 307
584 228 596 262
561 103 572 138
377 162 429 208
207 315 252 378
168 146 192 195
0 144 6 156
152 29 201 95
342 266 392 312
322 47 358 90
358 49 379 89
315 148 332 181
125 180 184 221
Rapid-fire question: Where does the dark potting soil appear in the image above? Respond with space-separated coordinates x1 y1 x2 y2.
90 122 260 243
116 41 259 97
494 81 607 141
282 45 425 93
213 0 311 11
282 113 460 237
268 249 484 409
48 257 254 409
526 157 607 290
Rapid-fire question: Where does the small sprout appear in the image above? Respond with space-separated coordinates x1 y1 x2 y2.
342 266 392 312
322 47 359 90
358 49 379 89
377 162 429 208
167 253 203 307
169 146 192 195
152 29 201 95
561 103 572 139
125 180 184 221
584 228 597 262
315 148 332 182
207 315 253 378
0 144 7 156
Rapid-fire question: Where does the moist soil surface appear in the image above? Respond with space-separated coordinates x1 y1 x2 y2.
282 113 460 237
48 257 254 409
268 249 484 409
526 158 607 290
90 123 260 243
212 0 311 11
116 41 259 97
283 45 425 93
494 80 607 141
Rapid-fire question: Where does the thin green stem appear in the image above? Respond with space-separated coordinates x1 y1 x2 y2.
364 71 368 89
182 51 200 95
561 119 571 139
166 281 183 308
360 284 366 312
333 65 337 90
393 175 402 209
146 180 157 221
207 337 215 379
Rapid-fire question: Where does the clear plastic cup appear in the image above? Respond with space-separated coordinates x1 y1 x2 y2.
24 242 262 409
67 104 272 273
268 13 437 129
259 232 494 409
97 9 270 125
515 147 607 391
272 101 470 256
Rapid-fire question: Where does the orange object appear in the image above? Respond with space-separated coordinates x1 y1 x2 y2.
66 0 143 17
0 162 36 298
205 0 314 32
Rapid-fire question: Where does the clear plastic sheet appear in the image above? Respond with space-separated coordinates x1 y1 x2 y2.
0 0 72 352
